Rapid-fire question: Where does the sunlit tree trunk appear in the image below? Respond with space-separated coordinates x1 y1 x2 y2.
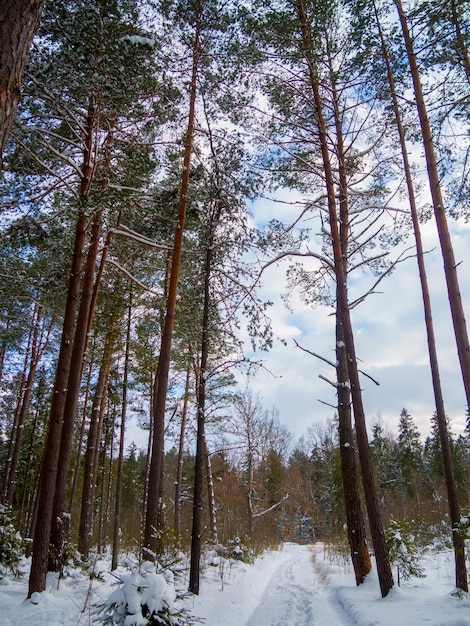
394 0 470 418
144 0 202 556
375 0 467 592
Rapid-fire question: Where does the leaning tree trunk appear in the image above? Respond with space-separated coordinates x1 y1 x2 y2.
0 0 45 165
144 2 202 556
394 0 470 416
374 1 468 591
295 0 393 597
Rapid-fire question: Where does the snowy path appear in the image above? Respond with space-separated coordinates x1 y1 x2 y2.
243 543 350 626
191 543 353 626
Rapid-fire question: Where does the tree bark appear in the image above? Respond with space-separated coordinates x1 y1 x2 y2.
27 213 86 596
327 35 372 585
375 0 468 592
394 0 470 417
190 236 213 594
0 0 45 165
295 0 393 597
77 323 115 560
112 286 132 571
50 216 101 572
174 360 192 541
144 1 202 555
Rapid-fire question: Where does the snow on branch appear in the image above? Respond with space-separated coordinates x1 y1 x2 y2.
110 223 171 250
253 494 289 518
105 259 161 296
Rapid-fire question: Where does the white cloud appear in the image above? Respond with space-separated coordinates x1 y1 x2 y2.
243 211 470 443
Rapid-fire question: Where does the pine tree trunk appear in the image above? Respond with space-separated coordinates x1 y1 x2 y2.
295 0 393 597
27 213 87 596
144 2 202 555
77 324 115 560
174 361 191 542
375 0 468 592
68 352 94 512
203 435 218 545
50 216 101 572
112 286 132 571
394 0 470 416
5 303 44 506
336 321 372 584
189 234 213 595
327 37 371 585
0 0 45 165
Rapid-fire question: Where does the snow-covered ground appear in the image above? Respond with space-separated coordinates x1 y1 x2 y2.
1 542 469 625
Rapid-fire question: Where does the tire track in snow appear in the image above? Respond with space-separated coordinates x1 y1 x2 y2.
244 544 353 626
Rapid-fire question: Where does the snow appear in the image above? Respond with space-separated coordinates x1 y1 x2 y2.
0 543 469 625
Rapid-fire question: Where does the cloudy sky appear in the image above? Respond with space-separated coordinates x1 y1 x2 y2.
239 194 470 445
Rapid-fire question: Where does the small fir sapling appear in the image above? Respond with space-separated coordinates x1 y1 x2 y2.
0 504 24 581
385 518 425 586
93 559 196 625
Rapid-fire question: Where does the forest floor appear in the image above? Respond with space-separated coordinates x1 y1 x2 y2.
1 542 470 625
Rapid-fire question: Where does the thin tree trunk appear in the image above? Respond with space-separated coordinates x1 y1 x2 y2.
68 349 94 512
374 1 468 591
112 286 132 571
295 0 393 596
189 234 212 594
174 360 191 542
394 0 470 416
450 0 470 82
98 406 114 554
50 216 101 572
336 320 372 584
327 36 371 585
203 435 218 545
144 2 202 555
77 324 115 560
2 304 38 502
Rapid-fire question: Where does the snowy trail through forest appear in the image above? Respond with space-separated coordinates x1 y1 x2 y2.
191 543 354 626
243 544 350 626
